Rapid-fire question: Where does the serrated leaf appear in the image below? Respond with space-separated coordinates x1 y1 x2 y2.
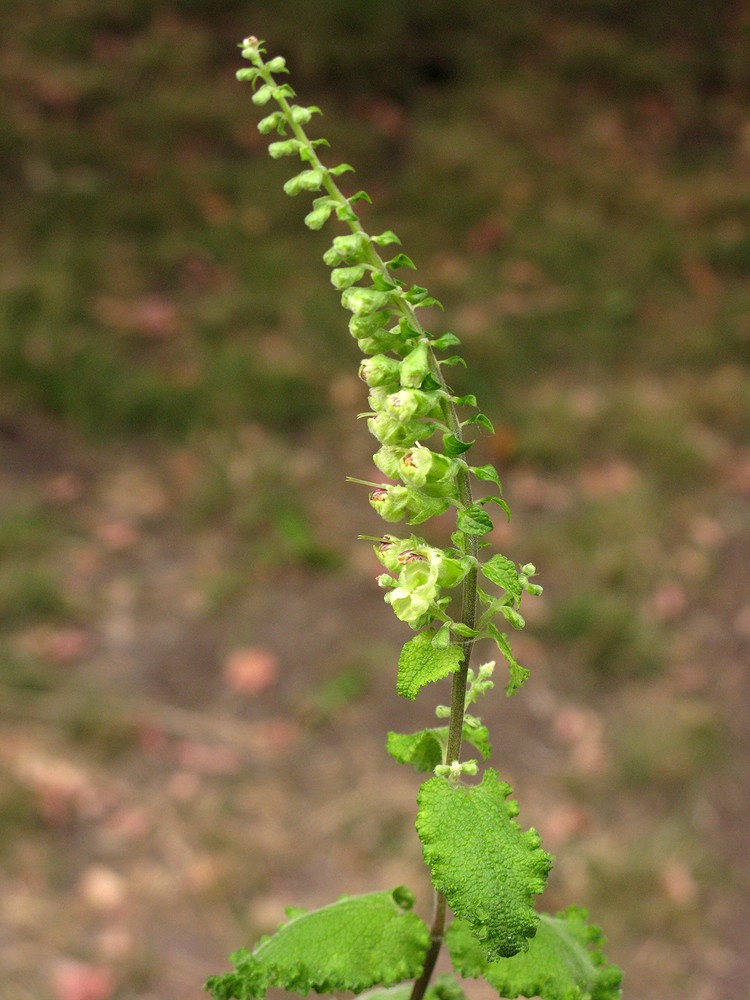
480 555 521 600
486 623 530 695
416 770 551 960
456 504 493 536
446 908 623 1000
205 889 430 1000
443 433 474 457
387 725 491 773
397 630 463 700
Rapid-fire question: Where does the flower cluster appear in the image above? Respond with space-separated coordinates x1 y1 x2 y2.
374 535 474 626
237 36 542 683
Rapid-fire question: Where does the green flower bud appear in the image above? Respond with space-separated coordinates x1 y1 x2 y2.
368 485 410 522
398 446 457 489
304 206 333 230
283 169 324 196
367 413 431 447
323 233 369 266
257 111 285 134
436 553 473 588
266 56 287 72
349 311 389 340
384 389 441 422
358 331 406 356
403 491 452 524
268 139 303 158
331 265 367 290
252 84 274 105
399 342 430 388
373 446 408 479
341 287 392 316
359 355 401 387
376 573 397 589
367 386 391 411
289 105 320 125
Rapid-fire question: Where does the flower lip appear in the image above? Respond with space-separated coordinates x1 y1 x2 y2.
398 550 427 564
370 488 389 502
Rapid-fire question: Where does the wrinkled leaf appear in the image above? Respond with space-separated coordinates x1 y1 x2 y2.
205 889 430 1000
416 770 551 959
446 908 623 1000
397 630 463 700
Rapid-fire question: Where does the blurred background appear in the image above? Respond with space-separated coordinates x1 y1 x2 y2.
1 2 749 998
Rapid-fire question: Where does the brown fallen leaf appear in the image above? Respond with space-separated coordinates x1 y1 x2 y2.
51 960 114 1000
223 647 278 697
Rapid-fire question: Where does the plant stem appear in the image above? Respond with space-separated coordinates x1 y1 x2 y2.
409 449 478 1000
254 54 481 1000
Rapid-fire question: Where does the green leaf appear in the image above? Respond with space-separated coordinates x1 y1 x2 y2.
336 203 358 222
456 504 493 536
446 908 623 1000
450 623 481 638
464 413 495 434
471 464 502 488
479 495 511 520
387 729 445 772
387 725 491 773
329 163 355 176
372 230 402 247
416 770 551 960
499 606 525 630
443 433 474 457
257 111 286 134
387 253 418 270
397 630 462 700
452 393 477 408
431 332 461 350
440 355 467 368
486 623 530 695
360 974 467 1000
350 190 373 204
205 889 430 1000
432 622 452 649
480 555 521 601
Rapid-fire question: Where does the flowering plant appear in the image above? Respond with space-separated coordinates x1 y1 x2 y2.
206 37 622 1000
